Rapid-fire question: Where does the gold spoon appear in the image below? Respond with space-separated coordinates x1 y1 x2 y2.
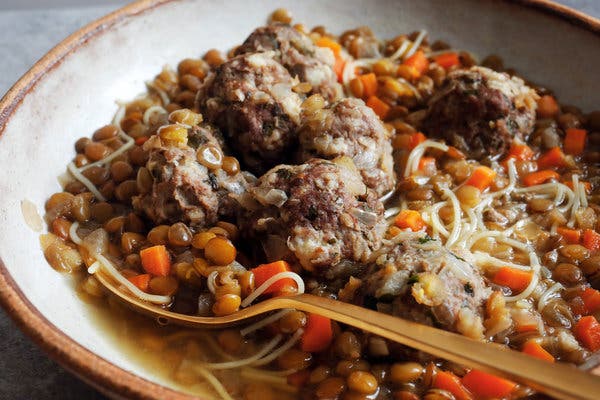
96 273 600 400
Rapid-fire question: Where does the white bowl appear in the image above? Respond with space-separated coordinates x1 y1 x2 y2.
0 0 598 398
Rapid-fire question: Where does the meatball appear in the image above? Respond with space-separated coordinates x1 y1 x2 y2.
363 233 491 339
423 66 539 160
298 98 395 197
196 52 303 174
243 158 386 277
235 24 342 102
132 130 247 229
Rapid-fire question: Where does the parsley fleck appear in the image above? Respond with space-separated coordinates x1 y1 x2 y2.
418 235 435 244
407 274 419 285
451 253 466 262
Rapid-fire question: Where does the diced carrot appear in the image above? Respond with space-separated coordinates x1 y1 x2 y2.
135 136 149 145
315 37 345 82
334 56 345 83
140 245 171 277
394 210 426 232
359 73 378 98
434 52 460 69
582 229 600 252
301 314 333 352
493 267 532 293
315 37 342 56
522 170 560 187
564 128 587 156
507 142 535 161
464 166 497 191
408 132 427 149
556 227 582 244
536 95 560 118
573 316 600 352
447 146 466 159
462 370 517 399
287 370 310 387
537 147 566 169
418 157 436 174
402 50 429 79
433 371 472 400
564 180 592 194
127 274 151 292
516 323 539 333
522 340 555 362
251 260 295 296
366 95 390 120
580 288 600 315
501 143 535 169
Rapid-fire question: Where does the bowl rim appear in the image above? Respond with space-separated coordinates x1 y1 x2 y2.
0 0 598 399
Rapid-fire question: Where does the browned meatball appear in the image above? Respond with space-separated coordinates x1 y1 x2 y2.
242 158 386 277
298 98 395 197
132 130 248 229
196 52 303 174
423 66 538 160
235 24 342 102
363 233 491 339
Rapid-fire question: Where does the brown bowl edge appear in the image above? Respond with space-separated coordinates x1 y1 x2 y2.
0 0 598 399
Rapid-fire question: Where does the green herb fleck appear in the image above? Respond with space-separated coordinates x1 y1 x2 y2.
451 252 466 262
418 235 435 244
407 274 419 285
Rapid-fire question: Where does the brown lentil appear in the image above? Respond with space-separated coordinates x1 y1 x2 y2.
316 377 346 400
93 125 119 141
389 362 424 384
335 331 362 360
204 236 236 266
168 223 193 247
149 276 179 296
559 244 590 262
347 371 378 394
121 232 145 254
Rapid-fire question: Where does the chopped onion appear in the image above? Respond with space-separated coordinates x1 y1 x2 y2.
253 187 288 207
350 207 379 227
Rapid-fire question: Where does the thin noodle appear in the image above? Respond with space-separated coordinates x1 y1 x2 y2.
93 252 172 304
388 39 410 61
537 282 564 312
442 188 461 248
241 272 305 308
240 309 292 337
404 140 449 177
79 132 134 172
201 335 282 370
67 162 106 201
251 329 304 367
403 30 427 59
195 366 235 400
69 221 83 245
142 105 167 126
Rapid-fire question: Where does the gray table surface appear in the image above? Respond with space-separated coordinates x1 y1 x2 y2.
0 1 598 399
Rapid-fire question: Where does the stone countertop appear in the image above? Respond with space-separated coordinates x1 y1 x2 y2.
0 1 598 399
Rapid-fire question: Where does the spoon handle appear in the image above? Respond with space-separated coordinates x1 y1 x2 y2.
270 294 599 400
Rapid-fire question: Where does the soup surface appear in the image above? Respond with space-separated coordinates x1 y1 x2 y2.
41 8 600 400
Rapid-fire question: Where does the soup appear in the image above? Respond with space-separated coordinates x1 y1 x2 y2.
41 8 600 400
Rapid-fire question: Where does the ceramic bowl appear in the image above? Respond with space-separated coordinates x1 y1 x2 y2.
0 0 598 398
